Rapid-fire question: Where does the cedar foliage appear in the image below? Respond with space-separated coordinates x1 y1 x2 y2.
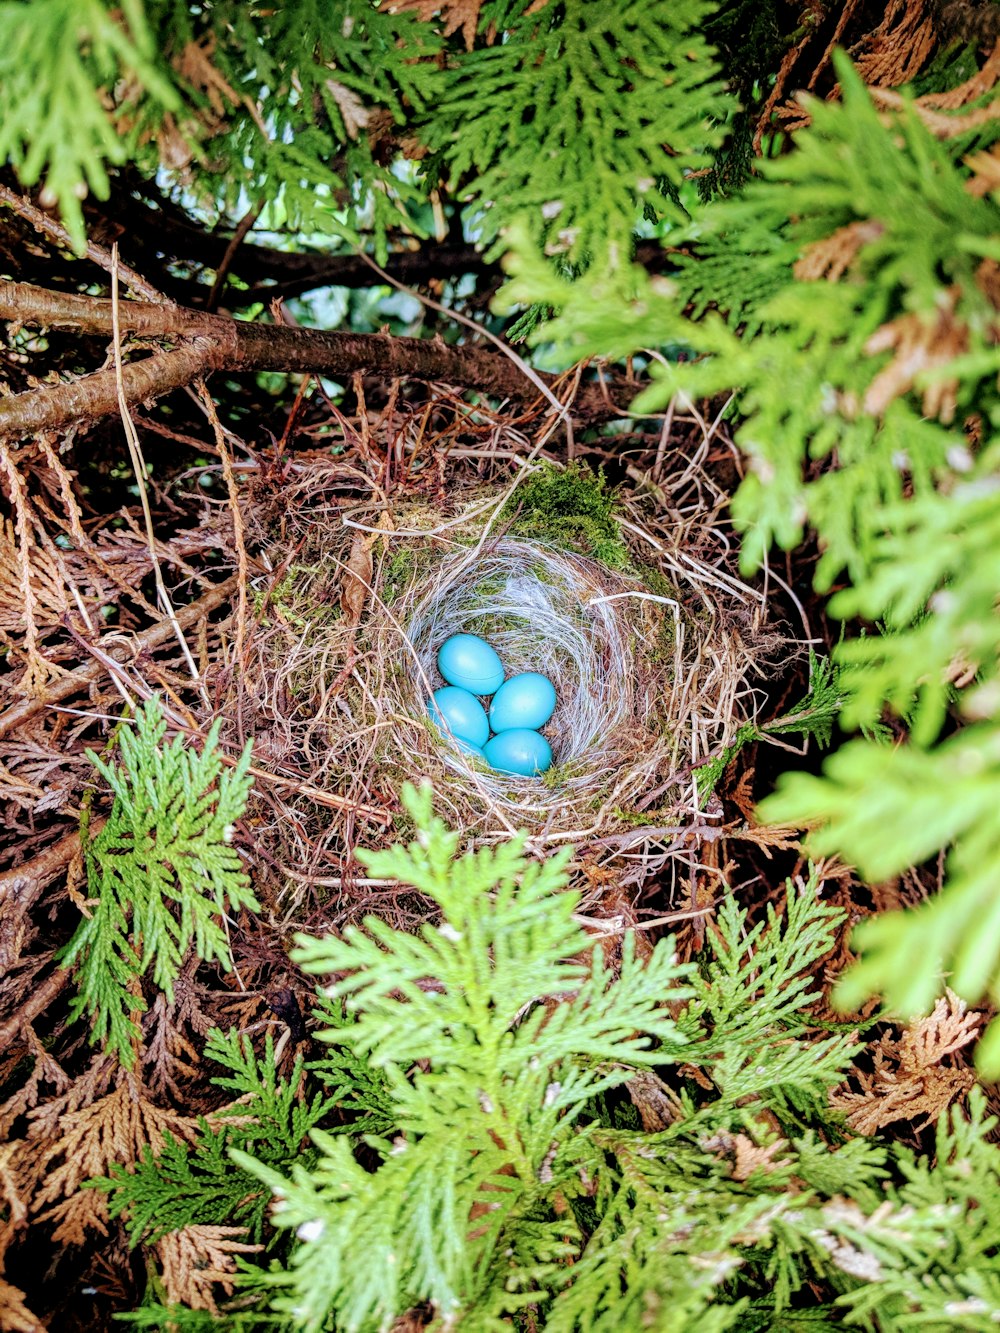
59 699 257 1065
3 1 1000 1329
499 27 1000 1069
99 786 1000 1329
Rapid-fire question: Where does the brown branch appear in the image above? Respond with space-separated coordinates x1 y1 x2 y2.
0 182 171 305
0 966 72 1045
0 343 217 437
207 200 264 313
94 180 675 302
0 827 84 909
0 280 641 438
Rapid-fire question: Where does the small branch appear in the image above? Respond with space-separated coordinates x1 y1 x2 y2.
0 182 171 305
0 342 217 437
95 181 677 301
0 966 72 1046
0 573 240 740
0 827 85 909
0 280 222 338
0 280 641 438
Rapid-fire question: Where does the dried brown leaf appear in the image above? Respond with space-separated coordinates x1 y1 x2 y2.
0 519 71 633
340 532 374 629
832 990 980 1134
918 38 1000 109
157 1225 261 1313
968 145 1000 196
174 37 241 119
0 1279 41 1333
730 1133 789 1182
851 0 936 90
326 80 370 140
794 220 885 282
390 0 484 50
0 1145 29 1267
31 1076 199 1244
863 290 968 423
0 458 67 694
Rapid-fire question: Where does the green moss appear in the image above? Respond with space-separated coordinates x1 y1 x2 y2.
507 462 630 569
251 570 313 630
382 544 433 602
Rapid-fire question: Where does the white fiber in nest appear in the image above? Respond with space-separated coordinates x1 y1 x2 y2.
396 538 669 822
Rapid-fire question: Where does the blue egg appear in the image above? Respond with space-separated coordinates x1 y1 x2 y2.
429 687 490 748
437 633 504 696
489 672 557 733
455 738 486 761
484 728 553 777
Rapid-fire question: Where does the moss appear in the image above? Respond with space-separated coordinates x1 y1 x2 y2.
507 463 631 570
382 543 434 602
251 570 313 630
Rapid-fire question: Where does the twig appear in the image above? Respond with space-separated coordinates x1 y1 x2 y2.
0 280 640 440
195 382 249 664
0 966 72 1047
0 182 170 304
0 574 240 740
207 200 264 312
110 247 206 696
0 827 88 908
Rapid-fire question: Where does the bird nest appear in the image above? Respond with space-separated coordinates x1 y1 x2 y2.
234 457 775 910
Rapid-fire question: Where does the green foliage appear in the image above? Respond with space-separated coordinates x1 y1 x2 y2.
501 51 1000 1072
0 0 179 249
837 1089 1000 1330
97 794 1000 1329
58 697 256 1065
145 0 442 255
1 0 729 269
507 461 629 567
763 651 844 750
761 724 1000 1065
102 1029 333 1245
695 650 844 803
424 0 725 263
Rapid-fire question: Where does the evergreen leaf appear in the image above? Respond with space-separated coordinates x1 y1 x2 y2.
58 698 257 1065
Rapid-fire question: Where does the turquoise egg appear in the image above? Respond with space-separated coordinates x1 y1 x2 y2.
489 672 557 733
455 738 486 761
484 728 553 777
437 633 504 696
429 687 490 748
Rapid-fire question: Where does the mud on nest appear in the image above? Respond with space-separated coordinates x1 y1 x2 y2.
237 470 775 904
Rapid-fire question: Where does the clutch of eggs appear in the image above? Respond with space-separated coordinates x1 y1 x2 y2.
430 633 556 776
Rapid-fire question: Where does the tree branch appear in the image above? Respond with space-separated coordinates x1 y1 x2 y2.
92 178 677 303
0 280 639 438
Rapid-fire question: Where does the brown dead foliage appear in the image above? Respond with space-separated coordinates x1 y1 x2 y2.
832 991 981 1134
863 289 969 424
0 1280 41 1333
390 0 487 50
156 1225 262 1313
869 38 1000 136
794 221 886 284
851 0 937 90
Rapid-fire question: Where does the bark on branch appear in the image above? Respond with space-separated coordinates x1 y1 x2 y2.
0 280 637 439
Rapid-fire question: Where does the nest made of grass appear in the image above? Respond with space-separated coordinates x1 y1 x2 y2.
233 460 776 908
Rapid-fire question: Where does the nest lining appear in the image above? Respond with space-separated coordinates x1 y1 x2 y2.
396 539 669 821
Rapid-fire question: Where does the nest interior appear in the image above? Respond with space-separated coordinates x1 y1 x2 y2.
232 456 776 912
